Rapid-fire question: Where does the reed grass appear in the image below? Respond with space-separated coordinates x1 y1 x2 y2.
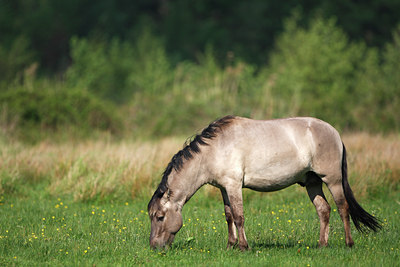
0 133 398 202
342 133 400 197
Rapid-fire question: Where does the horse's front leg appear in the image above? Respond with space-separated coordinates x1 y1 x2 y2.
224 184 249 251
220 188 238 249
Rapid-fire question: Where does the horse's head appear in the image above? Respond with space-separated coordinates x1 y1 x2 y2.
148 192 183 249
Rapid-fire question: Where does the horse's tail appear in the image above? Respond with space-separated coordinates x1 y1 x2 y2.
341 143 382 233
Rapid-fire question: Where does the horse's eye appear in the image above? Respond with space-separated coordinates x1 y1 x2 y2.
157 216 164 222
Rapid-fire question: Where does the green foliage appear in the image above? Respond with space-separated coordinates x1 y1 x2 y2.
374 25 400 130
127 29 173 95
1 13 400 138
67 30 172 103
0 86 121 140
67 33 264 136
129 50 263 136
2 0 400 71
0 35 35 84
67 37 133 103
353 24 400 132
265 15 366 129
262 15 400 132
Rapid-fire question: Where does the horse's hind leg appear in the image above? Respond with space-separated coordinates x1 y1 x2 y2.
220 188 238 248
326 182 354 247
306 172 331 247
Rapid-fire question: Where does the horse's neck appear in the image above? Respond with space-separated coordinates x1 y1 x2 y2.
168 155 207 208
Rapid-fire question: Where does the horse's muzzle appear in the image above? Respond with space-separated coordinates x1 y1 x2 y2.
150 234 175 250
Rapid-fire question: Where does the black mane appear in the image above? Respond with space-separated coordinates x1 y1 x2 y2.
148 115 236 210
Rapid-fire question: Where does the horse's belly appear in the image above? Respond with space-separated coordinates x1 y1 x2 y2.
243 163 308 192
243 175 301 192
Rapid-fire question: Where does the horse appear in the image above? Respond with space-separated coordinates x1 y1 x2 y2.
148 116 381 250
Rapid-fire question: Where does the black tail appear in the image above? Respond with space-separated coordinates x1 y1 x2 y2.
341 143 382 233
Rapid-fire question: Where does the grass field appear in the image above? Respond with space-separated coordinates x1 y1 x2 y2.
0 133 399 266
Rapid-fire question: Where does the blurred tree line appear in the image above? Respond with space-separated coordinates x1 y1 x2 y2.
1 0 400 73
0 0 399 141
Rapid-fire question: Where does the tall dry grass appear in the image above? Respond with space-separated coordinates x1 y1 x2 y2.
0 138 182 200
343 133 400 197
0 133 398 201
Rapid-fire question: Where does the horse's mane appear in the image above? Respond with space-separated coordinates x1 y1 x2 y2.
148 115 236 210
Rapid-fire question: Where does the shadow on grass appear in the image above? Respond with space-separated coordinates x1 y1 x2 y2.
167 238 320 252
250 240 309 250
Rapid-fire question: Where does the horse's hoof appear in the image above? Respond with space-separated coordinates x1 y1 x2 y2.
318 243 328 248
226 244 234 250
239 244 250 251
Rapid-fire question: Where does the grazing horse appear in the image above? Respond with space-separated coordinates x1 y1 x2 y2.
148 116 381 250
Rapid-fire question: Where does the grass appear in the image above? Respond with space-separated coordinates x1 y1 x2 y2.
0 132 399 265
0 187 398 266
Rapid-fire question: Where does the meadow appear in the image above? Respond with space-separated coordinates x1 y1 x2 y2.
0 133 399 266
1 4 400 266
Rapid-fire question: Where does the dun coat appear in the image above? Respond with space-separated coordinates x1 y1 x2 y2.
148 116 381 250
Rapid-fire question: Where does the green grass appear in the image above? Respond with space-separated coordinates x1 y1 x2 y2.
0 186 398 266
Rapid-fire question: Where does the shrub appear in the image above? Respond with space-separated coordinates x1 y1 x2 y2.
67 29 173 103
128 49 263 137
66 37 133 103
353 24 400 132
0 35 35 84
265 14 367 130
0 86 122 140
380 25 400 131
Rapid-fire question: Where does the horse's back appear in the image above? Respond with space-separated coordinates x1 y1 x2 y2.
207 117 343 191
222 116 341 151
